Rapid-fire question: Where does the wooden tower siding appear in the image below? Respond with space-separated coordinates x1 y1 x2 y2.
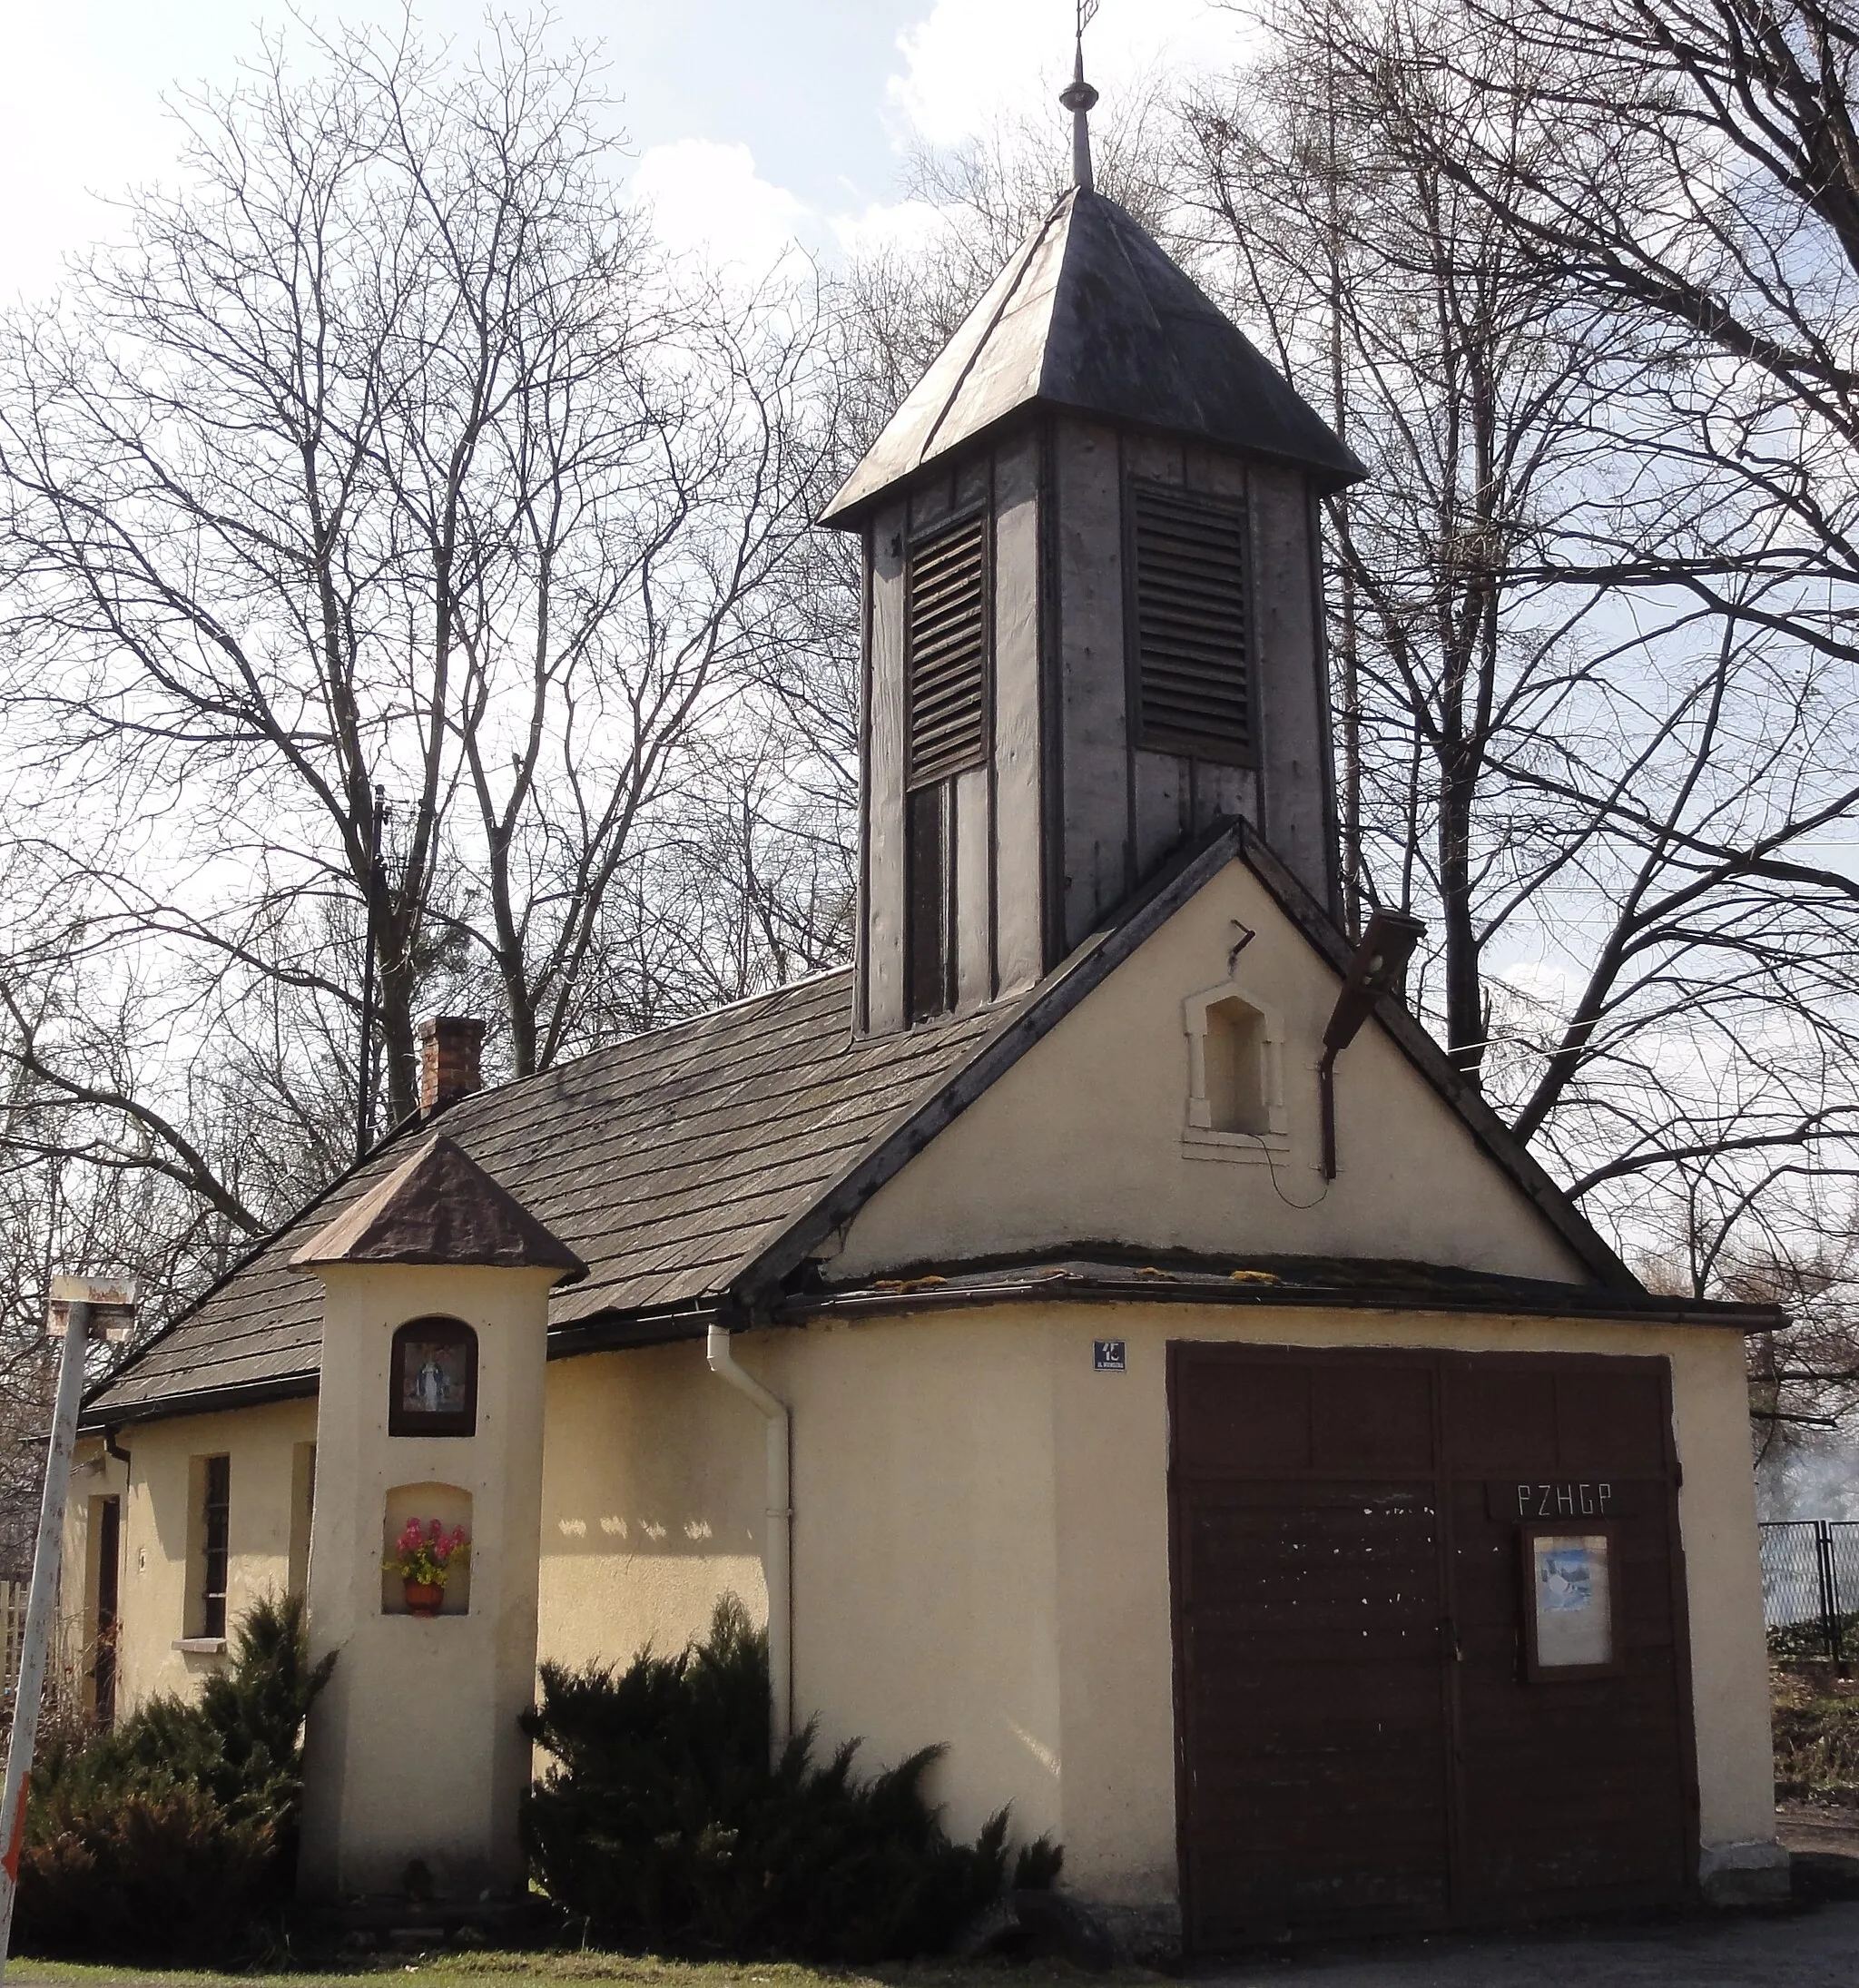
858 418 1336 1037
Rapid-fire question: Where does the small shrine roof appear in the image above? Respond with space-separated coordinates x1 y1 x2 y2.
290 1135 586 1281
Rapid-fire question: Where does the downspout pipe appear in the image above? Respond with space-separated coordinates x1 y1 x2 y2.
706 1316 792 1757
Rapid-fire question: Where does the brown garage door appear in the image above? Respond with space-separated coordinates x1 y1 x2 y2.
1168 1343 1697 1949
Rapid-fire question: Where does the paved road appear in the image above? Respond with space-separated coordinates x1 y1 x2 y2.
1205 1904 1859 1986
1198 1808 1859 1986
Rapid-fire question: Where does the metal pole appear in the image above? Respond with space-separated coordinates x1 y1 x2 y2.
0 1300 92 1976
1816 1521 1841 1671
1831 1521 1849 1678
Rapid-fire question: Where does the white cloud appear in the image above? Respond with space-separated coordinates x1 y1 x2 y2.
1490 959 1580 1010
630 139 809 272
829 196 954 260
887 0 1243 150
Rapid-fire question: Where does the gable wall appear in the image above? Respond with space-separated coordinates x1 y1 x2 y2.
835 856 1592 1283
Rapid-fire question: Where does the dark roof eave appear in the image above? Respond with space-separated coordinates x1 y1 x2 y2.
80 1371 320 1432
81 1299 723 1431
818 399 1365 531
776 1273 1787 1334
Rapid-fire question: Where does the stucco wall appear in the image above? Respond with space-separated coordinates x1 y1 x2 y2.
299 1260 557 1901
834 856 1590 1284
73 1298 1770 1916
740 1301 1772 1908
64 1397 317 1713
536 1341 768 1674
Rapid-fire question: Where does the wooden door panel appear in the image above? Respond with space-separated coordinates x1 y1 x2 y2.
1172 1345 1451 1944
1440 1354 1691 1920
1169 1343 1697 1950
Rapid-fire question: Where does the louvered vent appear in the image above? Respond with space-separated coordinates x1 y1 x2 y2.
906 513 989 787
1132 482 1252 763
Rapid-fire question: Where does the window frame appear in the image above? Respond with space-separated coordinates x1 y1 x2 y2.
1520 1521 1625 1683
199 1453 231 1641
1181 979 1290 1164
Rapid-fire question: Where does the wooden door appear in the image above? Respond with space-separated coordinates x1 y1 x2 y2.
1168 1343 1696 1950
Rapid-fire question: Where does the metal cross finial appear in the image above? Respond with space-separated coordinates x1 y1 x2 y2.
1059 0 1102 192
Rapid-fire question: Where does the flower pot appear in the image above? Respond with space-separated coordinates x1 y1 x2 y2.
403 1579 445 1617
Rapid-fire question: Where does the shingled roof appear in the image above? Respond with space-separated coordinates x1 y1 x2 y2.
821 186 1365 525
86 971 995 1424
87 817 1706 1430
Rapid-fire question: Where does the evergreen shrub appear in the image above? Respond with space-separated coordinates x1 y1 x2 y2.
15 1590 335 1960
524 1596 1062 1959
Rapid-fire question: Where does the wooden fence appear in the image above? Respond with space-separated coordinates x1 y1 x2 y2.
0 1580 25 1700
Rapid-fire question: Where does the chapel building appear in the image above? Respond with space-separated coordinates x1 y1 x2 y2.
64 79 1788 1950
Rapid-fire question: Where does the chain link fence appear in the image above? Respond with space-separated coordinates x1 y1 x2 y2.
1760 1520 1859 1669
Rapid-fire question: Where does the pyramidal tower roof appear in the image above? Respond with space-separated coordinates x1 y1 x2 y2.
822 185 1364 525
291 1134 586 1282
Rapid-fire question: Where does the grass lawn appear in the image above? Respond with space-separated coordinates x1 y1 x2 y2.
5 1959 1151 1988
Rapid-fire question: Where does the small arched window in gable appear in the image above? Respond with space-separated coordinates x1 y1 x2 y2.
389 1316 478 1438
1183 986 1289 1163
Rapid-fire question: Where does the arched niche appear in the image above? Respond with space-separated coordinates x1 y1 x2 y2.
381 1481 473 1617
389 1315 477 1437
1183 982 1289 1149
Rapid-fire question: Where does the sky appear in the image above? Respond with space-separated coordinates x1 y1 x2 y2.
0 0 1241 296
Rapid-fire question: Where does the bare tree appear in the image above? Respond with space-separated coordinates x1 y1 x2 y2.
0 14 835 1186
1147 0 1859 1279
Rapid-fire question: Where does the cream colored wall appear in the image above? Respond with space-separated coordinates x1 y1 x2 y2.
758 1318 1066 1842
835 857 1589 1284
299 1261 556 1903
537 1342 767 1676
64 1399 317 1713
745 1301 1771 1910
60 1441 127 1716
72 1294 1769 1916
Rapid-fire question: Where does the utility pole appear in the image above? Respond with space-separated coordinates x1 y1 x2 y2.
0 1276 134 1978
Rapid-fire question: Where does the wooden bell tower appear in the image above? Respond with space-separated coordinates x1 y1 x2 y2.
821 81 1363 1038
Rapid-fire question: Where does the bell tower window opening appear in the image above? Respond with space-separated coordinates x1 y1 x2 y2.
905 510 991 788
906 782 956 1023
1130 480 1253 765
902 508 989 1021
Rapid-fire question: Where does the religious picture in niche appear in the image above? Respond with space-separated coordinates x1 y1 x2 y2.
1524 1525 1617 1678
388 1317 477 1438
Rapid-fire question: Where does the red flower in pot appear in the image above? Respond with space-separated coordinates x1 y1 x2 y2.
384 1517 470 1616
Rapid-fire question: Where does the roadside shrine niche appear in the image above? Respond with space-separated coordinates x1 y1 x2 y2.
381 1481 474 1617
389 1314 478 1437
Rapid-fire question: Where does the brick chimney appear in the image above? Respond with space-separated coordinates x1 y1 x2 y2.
418 1016 486 1117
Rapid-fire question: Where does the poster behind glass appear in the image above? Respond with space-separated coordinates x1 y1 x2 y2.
1524 1526 1618 1679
